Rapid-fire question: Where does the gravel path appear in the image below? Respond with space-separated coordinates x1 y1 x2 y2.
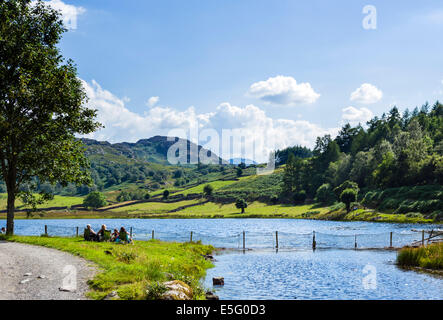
0 241 97 300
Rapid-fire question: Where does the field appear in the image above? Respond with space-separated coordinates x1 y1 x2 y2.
0 194 84 211
4 235 214 300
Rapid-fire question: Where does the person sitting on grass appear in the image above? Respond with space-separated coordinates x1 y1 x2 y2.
116 227 133 244
111 229 119 242
1 227 6 234
97 224 109 242
84 224 98 241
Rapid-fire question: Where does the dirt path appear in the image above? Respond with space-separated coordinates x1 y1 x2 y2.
0 241 97 300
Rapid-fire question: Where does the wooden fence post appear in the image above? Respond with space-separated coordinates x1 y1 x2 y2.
130 227 133 239
152 230 154 240
312 231 316 250
44 225 48 236
354 235 357 249
76 227 79 238
422 230 425 247
275 231 279 250
190 231 193 243
243 231 245 250
390 232 393 248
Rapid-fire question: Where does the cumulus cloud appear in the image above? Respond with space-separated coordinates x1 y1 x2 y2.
81 80 338 162
342 106 374 126
33 0 85 30
350 83 383 104
146 96 160 107
248 75 320 106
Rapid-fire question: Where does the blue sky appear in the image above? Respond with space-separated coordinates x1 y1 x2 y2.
47 0 443 160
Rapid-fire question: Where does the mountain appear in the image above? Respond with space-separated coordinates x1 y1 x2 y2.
229 158 258 165
82 136 224 166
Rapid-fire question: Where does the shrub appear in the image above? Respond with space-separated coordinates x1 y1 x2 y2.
341 189 357 212
203 184 214 197
163 190 170 200
293 190 307 204
83 191 107 209
315 184 336 205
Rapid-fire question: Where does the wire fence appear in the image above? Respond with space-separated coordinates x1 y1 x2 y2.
23 224 443 251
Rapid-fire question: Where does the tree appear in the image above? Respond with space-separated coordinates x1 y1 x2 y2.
293 190 307 204
144 193 151 200
163 190 170 200
236 167 243 178
83 192 107 209
0 1 100 234
315 184 335 205
341 189 357 212
203 184 214 197
235 198 248 213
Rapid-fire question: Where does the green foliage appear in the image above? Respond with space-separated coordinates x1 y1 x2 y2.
235 198 248 213
0 0 100 234
315 184 336 205
293 190 307 204
340 189 357 212
397 243 443 270
236 167 243 177
203 184 214 197
163 190 170 200
83 192 107 209
334 180 359 200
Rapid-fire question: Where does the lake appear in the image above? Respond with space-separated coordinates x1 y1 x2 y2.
2 218 442 300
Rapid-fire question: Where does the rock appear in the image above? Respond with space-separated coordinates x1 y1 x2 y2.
160 280 193 300
104 291 120 300
19 279 30 284
203 254 215 261
37 275 46 279
213 277 224 286
205 291 219 300
24 273 32 277
59 286 75 292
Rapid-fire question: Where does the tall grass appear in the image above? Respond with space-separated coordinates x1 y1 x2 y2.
397 242 443 270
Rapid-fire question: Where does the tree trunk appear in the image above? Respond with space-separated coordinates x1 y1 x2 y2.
241 207 245 214
6 190 15 236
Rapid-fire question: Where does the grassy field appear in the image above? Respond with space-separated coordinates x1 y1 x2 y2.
4 235 214 300
109 199 204 214
397 242 443 271
0 194 84 210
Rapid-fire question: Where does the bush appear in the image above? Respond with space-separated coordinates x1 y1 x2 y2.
83 191 107 209
270 195 279 205
341 189 357 212
315 184 336 205
293 190 307 204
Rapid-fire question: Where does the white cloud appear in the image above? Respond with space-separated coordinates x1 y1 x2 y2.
33 0 85 30
81 79 338 162
248 75 320 106
146 96 160 107
350 83 383 104
342 106 373 126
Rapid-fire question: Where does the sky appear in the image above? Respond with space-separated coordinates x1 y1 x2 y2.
43 0 443 161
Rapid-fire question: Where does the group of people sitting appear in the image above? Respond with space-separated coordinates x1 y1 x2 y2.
84 224 133 244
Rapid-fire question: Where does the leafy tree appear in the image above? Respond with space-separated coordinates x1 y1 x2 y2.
270 195 279 205
117 191 131 202
203 184 214 197
236 167 243 178
235 198 248 213
144 193 151 200
333 180 359 200
315 184 335 205
163 190 170 200
83 191 107 209
340 189 357 212
0 0 100 234
293 190 307 204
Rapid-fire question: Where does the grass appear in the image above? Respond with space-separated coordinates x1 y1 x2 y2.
5 235 214 300
109 199 203 214
397 242 443 270
0 194 84 210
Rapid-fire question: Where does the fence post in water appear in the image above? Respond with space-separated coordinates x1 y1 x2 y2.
354 235 357 249
152 230 154 240
275 231 279 250
422 230 425 247
390 232 393 248
130 227 133 239
312 231 316 250
76 227 79 238
44 225 48 236
243 231 246 251
190 231 193 243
